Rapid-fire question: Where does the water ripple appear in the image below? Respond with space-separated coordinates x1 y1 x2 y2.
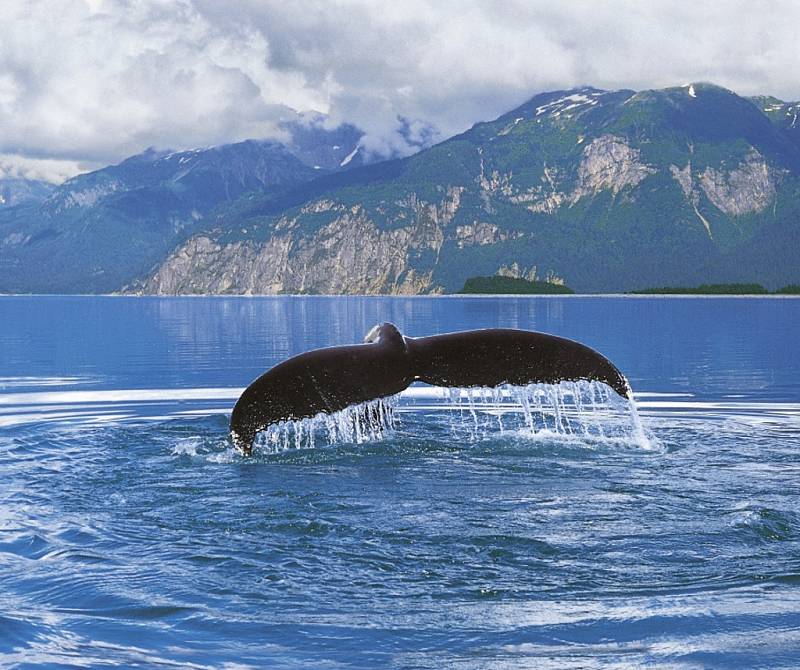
1 387 799 668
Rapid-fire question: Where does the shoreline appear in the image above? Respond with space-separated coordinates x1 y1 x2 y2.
0 293 798 299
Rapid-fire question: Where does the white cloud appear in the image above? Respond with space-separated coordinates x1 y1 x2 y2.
2 0 800 182
0 0 331 179
0 154 85 184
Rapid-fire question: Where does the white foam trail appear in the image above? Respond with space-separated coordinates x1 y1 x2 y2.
0 387 243 406
11 382 794 452
0 376 92 389
0 387 242 428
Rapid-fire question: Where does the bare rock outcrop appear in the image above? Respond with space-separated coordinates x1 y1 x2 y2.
668 148 778 238
698 150 776 216
571 135 656 201
510 136 656 213
141 189 472 295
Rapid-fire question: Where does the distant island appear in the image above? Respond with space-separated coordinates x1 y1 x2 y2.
458 276 574 294
455 279 800 295
630 283 800 295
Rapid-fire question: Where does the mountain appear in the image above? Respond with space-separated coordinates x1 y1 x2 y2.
2 83 799 294
0 110 408 293
0 135 351 293
750 95 800 147
0 178 55 207
139 83 800 294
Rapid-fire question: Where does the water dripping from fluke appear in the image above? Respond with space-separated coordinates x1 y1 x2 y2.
252 396 400 454
249 380 654 455
429 381 654 450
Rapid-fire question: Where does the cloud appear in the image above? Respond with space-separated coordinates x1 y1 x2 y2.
2 0 800 181
0 153 84 183
0 0 332 178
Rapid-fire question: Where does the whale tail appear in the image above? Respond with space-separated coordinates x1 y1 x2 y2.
230 322 630 455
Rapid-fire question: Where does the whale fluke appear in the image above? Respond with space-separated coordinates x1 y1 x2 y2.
230 323 630 455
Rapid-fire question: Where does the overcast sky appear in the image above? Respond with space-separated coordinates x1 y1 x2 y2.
3 0 799 182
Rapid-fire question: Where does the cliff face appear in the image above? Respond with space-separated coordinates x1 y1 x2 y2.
697 149 777 217
136 83 799 294
142 189 467 294
509 134 657 213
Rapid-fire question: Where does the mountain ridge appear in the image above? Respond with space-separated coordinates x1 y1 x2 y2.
2 82 799 294
0 119 371 293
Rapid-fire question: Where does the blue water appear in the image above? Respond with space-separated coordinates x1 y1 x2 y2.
1 295 799 668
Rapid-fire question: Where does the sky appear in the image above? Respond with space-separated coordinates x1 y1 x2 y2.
2 0 799 182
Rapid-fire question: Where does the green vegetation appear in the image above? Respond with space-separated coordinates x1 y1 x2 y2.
630 283 769 295
463 280 800 296
458 276 574 294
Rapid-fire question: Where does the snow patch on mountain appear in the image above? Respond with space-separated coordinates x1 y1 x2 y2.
534 91 603 119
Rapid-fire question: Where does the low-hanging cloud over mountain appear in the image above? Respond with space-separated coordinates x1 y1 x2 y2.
3 0 800 181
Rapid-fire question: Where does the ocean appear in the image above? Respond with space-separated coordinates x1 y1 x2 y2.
1 295 799 668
